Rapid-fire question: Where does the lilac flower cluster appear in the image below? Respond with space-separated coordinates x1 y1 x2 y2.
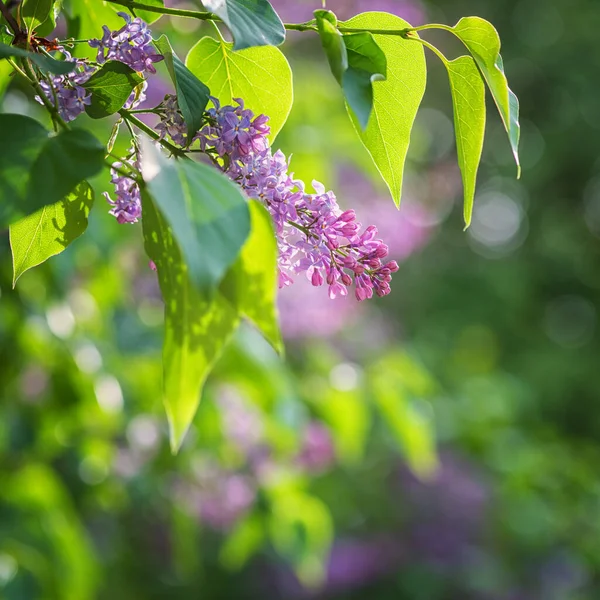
36 57 94 122
103 144 142 224
89 12 163 74
155 97 398 301
196 98 399 301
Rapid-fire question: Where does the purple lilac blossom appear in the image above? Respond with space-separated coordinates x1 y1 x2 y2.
103 144 142 224
191 98 400 301
88 12 163 74
35 55 94 122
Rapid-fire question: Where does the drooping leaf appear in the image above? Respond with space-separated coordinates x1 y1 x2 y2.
82 60 143 119
142 191 240 452
20 0 53 35
0 42 76 74
141 140 250 296
342 32 387 130
202 0 285 50
186 37 292 141
451 17 520 175
446 55 486 227
315 9 347 84
342 12 426 206
222 200 282 353
154 35 210 140
0 114 104 226
10 182 94 285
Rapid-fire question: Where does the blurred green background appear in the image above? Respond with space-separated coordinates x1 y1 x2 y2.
2 0 599 598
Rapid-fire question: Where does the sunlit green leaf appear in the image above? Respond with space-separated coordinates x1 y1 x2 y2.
222 200 282 353
186 37 292 141
0 114 104 227
67 0 124 58
142 191 240 452
0 42 76 74
82 60 143 119
141 140 250 296
0 59 12 99
446 55 486 227
20 0 53 35
343 12 426 206
202 0 285 50
154 35 210 140
10 182 94 285
451 17 520 175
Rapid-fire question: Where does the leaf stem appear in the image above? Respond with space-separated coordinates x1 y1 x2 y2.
118 109 188 158
21 58 70 131
403 32 448 65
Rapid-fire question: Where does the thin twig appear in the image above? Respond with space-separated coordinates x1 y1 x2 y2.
0 0 22 37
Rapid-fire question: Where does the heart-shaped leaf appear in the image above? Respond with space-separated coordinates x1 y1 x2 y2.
186 37 292 141
83 61 144 119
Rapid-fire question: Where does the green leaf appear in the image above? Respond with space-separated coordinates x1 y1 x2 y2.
186 37 292 141
154 35 209 140
20 0 53 34
0 114 104 227
446 55 486 228
34 0 62 36
82 60 143 119
141 140 250 296
342 12 426 206
202 0 285 50
315 9 347 84
10 182 94 285
222 200 282 353
451 17 520 175
370 353 438 479
342 32 387 130
142 192 240 452
0 59 12 99
66 0 124 58
0 42 76 74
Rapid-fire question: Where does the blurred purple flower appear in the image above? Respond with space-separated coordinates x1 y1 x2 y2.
296 421 335 473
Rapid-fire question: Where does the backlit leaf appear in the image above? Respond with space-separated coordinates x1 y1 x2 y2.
186 37 292 142
10 182 94 285
451 17 520 175
446 55 486 227
342 12 426 206
222 200 282 353
142 191 240 452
